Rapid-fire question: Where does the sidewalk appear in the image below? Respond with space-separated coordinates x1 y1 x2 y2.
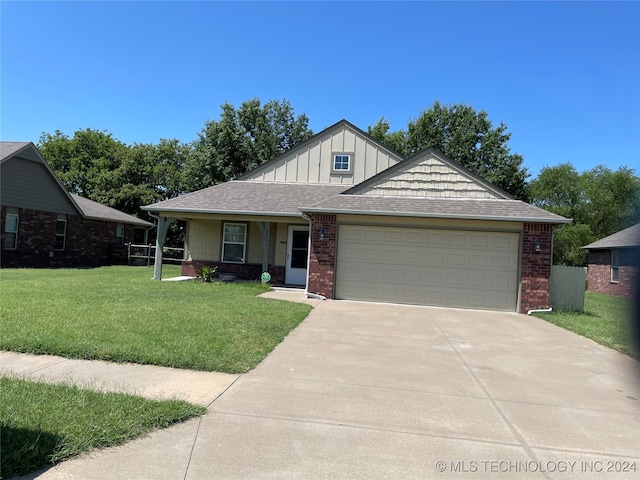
0 351 238 406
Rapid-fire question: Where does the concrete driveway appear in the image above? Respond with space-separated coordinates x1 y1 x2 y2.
11 299 640 479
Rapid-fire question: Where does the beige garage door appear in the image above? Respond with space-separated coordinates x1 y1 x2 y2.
335 225 520 311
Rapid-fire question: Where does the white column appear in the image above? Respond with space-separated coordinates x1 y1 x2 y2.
152 216 172 280
255 221 271 280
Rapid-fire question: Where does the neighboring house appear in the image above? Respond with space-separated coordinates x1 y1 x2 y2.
1 142 152 268
582 223 640 298
143 120 569 313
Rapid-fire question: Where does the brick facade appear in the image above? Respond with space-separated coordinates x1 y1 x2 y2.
182 260 285 284
307 213 337 298
519 223 553 314
587 249 638 298
1 206 135 268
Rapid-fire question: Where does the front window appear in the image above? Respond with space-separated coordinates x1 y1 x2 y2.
4 212 18 250
333 154 351 172
55 217 67 250
611 249 619 282
222 223 246 263
115 224 125 245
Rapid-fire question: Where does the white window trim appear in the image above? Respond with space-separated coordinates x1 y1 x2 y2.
332 153 353 174
222 222 247 263
4 212 19 250
55 218 67 251
610 249 619 283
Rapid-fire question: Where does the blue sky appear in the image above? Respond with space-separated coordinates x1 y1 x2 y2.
2 1 638 177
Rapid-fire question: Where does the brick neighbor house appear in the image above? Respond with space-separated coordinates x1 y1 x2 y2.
1 142 152 268
143 120 569 313
583 223 640 298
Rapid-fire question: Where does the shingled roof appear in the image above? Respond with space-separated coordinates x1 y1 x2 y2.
301 195 570 223
70 194 152 227
582 223 640 249
143 181 350 216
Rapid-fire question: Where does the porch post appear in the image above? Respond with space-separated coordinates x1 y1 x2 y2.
255 221 271 279
152 216 172 281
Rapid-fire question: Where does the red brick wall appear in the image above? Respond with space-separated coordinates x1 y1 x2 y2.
587 249 638 297
182 260 285 284
1 206 135 268
307 213 337 298
520 223 553 314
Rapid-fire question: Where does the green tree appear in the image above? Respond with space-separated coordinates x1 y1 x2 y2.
38 129 127 200
368 102 529 199
38 131 190 218
529 164 640 266
184 99 313 191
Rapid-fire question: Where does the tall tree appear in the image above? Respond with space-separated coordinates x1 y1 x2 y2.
529 163 640 266
368 102 529 199
38 129 127 200
184 99 313 191
38 130 189 218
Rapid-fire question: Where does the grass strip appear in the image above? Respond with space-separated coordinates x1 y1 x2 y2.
534 292 638 359
0 377 205 477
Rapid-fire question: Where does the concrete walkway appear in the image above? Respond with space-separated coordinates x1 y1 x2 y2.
3 296 639 479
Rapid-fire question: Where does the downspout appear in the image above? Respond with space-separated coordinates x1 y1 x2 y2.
527 307 552 315
301 212 326 301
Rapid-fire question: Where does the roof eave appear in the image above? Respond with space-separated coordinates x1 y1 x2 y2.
83 214 152 227
298 207 572 224
582 243 639 250
141 206 305 218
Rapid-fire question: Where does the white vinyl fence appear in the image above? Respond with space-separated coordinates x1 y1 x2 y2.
550 265 587 312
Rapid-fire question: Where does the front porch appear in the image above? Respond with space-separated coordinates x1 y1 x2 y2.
151 214 311 287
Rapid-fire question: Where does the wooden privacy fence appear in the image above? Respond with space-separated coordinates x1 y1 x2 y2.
550 265 587 312
127 243 184 266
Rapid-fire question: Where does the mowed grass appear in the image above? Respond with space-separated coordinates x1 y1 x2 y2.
0 377 205 477
535 292 639 359
0 266 312 373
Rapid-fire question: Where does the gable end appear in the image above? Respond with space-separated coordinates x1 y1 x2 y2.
346 149 512 199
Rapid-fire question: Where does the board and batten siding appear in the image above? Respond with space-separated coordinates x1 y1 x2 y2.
1 157 79 215
186 218 292 266
243 125 401 185
358 154 501 199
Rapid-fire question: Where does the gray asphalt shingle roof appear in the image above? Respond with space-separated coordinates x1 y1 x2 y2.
144 180 569 223
0 142 31 161
143 181 351 216
70 194 152 227
301 194 570 223
582 223 640 249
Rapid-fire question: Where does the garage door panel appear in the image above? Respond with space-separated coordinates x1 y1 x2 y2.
336 225 519 311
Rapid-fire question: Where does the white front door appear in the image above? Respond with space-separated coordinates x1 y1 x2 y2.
285 225 309 285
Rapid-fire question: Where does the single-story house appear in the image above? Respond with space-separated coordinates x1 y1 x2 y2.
1 142 152 268
582 223 640 298
143 120 569 313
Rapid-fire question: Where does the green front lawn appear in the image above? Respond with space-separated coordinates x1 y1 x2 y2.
0 266 312 373
0 377 205 477
534 292 639 359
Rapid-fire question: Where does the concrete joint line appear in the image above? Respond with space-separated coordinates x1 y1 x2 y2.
183 375 243 480
434 321 554 480
27 358 69 375
209 410 529 450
